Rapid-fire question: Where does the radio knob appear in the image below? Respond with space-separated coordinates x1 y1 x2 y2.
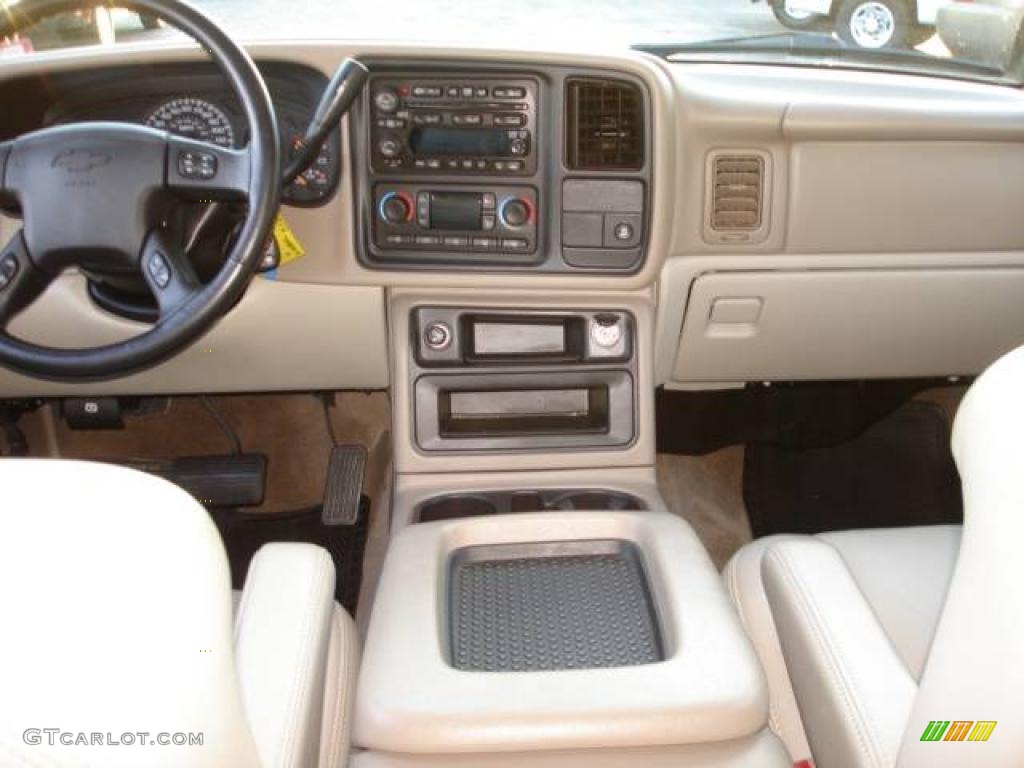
499 197 531 228
374 89 399 113
379 192 412 223
378 137 402 158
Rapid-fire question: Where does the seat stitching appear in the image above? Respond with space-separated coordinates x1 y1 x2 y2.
327 609 358 767
725 555 783 736
768 547 885 768
277 550 332 768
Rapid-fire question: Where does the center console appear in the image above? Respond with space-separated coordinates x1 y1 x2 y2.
353 509 789 767
353 63 652 273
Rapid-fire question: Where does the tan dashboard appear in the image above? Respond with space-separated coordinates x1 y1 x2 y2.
2 41 1024 396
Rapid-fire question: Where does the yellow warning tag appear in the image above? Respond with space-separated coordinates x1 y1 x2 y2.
272 214 306 266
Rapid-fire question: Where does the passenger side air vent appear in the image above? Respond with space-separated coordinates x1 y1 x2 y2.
705 150 772 245
565 78 644 171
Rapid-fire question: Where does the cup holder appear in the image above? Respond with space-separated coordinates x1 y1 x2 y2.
415 489 645 522
418 495 498 523
548 491 643 511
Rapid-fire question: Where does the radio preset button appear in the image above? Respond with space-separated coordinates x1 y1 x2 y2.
415 235 441 246
493 86 526 99
494 113 526 126
443 235 469 247
412 85 442 97
505 160 523 171
501 238 529 251
413 113 442 125
475 86 488 97
446 86 460 98
384 234 412 246
471 237 497 250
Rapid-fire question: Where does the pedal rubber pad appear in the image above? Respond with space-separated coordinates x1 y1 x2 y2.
323 444 367 526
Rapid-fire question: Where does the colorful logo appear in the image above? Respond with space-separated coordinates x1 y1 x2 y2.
920 721 997 742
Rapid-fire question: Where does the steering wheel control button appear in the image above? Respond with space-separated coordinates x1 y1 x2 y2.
177 150 218 181
424 322 452 351
0 253 19 292
146 251 172 289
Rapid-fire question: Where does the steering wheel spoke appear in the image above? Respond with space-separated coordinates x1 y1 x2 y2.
139 229 201 321
0 140 13 194
166 135 251 202
0 230 52 330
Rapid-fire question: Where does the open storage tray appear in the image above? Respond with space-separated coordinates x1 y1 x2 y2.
448 540 663 672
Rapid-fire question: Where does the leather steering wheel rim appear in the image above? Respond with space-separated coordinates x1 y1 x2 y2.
0 0 281 381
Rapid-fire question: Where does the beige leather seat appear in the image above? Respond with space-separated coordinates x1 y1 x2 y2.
726 345 1024 768
0 460 360 767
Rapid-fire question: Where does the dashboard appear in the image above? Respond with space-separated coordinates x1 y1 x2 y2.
3 41 1024 400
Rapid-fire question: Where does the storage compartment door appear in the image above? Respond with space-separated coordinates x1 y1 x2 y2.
673 269 1024 382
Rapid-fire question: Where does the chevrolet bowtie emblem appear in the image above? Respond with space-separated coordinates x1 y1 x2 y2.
52 148 112 173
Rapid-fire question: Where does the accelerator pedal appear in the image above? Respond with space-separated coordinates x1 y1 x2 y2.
117 454 267 508
322 444 366 526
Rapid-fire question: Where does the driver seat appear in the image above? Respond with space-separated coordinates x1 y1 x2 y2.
725 345 1024 767
0 460 359 767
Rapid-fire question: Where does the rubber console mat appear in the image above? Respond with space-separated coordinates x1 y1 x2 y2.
743 401 963 537
210 497 369 614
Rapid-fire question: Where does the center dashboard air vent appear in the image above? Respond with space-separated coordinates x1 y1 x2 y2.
705 150 772 245
565 78 644 171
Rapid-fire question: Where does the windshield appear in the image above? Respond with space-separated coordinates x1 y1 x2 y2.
1 0 1021 84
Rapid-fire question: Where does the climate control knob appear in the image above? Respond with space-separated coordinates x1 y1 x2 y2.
378 192 412 223
499 197 531 228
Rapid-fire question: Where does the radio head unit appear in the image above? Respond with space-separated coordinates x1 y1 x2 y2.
368 76 538 176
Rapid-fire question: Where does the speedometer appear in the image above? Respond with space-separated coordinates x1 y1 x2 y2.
145 97 236 148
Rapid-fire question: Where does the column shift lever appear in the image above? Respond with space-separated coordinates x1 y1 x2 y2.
283 57 370 185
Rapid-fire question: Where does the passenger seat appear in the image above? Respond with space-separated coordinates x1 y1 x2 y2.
725 344 1024 768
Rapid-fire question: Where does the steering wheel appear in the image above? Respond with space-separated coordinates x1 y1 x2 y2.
0 0 280 381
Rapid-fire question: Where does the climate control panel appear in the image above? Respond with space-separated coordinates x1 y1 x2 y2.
373 184 538 259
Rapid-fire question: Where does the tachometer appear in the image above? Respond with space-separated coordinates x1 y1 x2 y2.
145 97 235 147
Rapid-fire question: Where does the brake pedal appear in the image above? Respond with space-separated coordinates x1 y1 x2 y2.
322 444 366 526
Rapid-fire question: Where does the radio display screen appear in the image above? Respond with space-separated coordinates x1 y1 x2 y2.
410 126 511 157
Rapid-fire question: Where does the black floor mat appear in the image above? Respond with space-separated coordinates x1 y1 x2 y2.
743 402 963 537
210 497 369 615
